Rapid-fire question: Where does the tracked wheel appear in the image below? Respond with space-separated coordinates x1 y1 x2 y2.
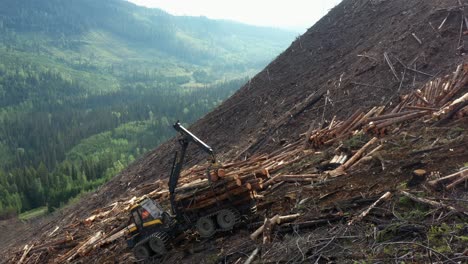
133 243 151 261
249 203 258 215
216 209 240 229
196 216 216 237
149 232 169 256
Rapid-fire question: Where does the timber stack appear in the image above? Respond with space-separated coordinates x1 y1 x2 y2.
172 141 309 212
309 63 468 148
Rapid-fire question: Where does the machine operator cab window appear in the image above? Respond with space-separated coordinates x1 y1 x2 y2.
130 198 165 231
141 198 164 219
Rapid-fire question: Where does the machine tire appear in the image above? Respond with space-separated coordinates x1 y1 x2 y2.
133 243 151 261
250 202 258 215
149 232 168 256
196 216 216 237
216 209 239 229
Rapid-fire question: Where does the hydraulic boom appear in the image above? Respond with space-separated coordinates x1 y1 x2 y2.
169 121 216 216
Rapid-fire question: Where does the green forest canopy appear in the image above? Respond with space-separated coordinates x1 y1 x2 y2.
0 0 295 217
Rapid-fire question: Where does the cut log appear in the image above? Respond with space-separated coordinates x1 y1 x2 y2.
250 218 267 240
412 33 423 45
262 215 280 244
29 235 78 254
340 137 379 171
384 52 400 81
183 184 247 206
76 231 104 257
334 110 363 135
348 191 392 225
48 226 60 237
250 213 300 241
277 177 316 182
278 213 301 223
99 226 131 245
405 106 440 111
414 90 430 105
217 168 226 177
279 216 343 232
374 111 427 129
56 231 104 263
349 144 383 170
280 174 321 178
399 191 465 215
427 169 467 187
330 153 348 165
244 248 259 264
439 71 468 105
185 187 251 210
18 244 32 264
446 170 468 190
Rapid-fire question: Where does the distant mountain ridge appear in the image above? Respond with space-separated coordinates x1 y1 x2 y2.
0 0 294 69
0 0 295 216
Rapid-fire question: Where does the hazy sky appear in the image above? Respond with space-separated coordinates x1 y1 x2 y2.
127 0 342 32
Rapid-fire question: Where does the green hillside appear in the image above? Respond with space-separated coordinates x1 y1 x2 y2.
0 0 295 217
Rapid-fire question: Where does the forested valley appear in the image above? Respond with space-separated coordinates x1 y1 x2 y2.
0 0 295 217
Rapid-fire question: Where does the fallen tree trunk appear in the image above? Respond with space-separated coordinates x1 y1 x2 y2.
250 213 301 241
435 100 468 126
262 174 283 188
18 244 32 264
244 248 259 264
348 191 392 225
446 171 468 190
427 169 467 188
277 177 316 182
250 218 268 240
349 144 383 170
340 137 379 171
399 191 466 215
278 215 344 232
278 213 301 223
262 215 280 244
374 111 427 129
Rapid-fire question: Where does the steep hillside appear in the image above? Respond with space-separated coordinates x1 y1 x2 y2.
118 0 466 194
1 0 467 263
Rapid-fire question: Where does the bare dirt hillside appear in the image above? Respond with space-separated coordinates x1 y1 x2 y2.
1 0 467 263
115 0 465 201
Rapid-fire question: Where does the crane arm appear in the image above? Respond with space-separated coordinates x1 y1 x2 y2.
169 121 217 216
172 121 216 162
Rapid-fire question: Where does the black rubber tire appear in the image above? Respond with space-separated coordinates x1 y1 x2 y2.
216 209 238 229
149 233 168 256
196 216 216 237
133 243 151 261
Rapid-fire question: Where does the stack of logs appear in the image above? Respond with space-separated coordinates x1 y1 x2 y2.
309 64 468 148
173 140 311 211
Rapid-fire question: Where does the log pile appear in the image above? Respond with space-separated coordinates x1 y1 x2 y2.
173 141 312 212
309 63 468 148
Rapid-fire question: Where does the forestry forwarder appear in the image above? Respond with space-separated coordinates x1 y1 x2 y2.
126 122 256 261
